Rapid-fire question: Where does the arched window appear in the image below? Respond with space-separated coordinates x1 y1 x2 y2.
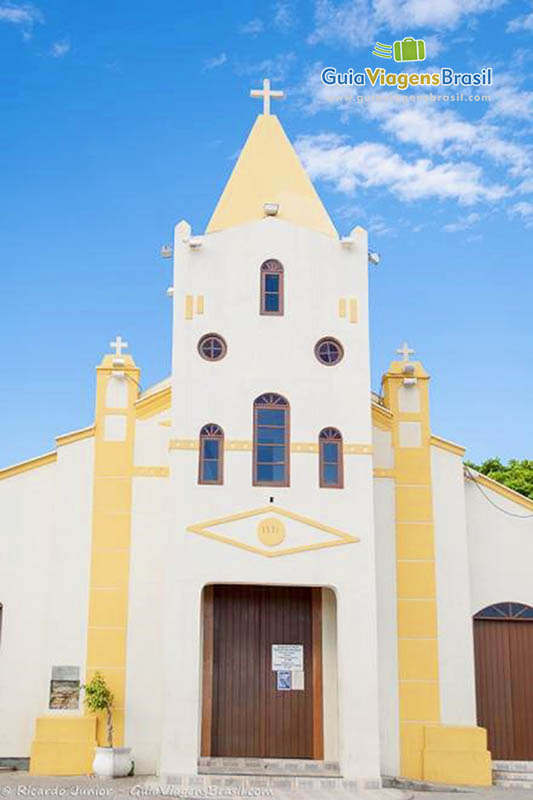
319 428 343 488
199 424 224 485
474 602 533 620
260 260 284 315
253 394 289 486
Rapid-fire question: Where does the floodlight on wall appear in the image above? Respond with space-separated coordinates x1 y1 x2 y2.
341 236 354 247
166 287 175 297
368 250 381 265
403 363 415 375
112 370 125 379
403 377 417 386
264 202 280 216
189 236 203 249
160 245 173 258
112 357 125 368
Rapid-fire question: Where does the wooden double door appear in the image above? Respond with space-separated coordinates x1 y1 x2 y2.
474 617 533 759
202 585 323 759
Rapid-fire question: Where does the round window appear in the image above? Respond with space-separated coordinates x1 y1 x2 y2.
315 337 344 366
198 333 227 361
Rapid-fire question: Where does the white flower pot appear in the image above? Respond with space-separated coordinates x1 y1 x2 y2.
92 747 132 778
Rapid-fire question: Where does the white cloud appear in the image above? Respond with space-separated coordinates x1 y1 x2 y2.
443 212 481 231
297 65 533 185
507 11 533 32
236 52 296 83
0 2 42 25
295 133 507 204
239 18 264 35
309 0 507 47
485 72 533 120
273 1 296 31
204 52 227 70
309 0 376 46
509 201 533 226
50 38 70 58
374 0 506 30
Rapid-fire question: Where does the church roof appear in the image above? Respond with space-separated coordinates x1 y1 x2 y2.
206 114 338 239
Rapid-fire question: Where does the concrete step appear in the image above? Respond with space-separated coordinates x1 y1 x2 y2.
494 779 533 790
198 757 342 777
493 770 533 782
152 775 410 797
493 760 533 773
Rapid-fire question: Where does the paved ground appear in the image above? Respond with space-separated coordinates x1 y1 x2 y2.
0 774 531 800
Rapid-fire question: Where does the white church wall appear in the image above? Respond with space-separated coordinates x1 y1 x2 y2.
322 588 339 762
373 476 400 775
0 462 56 757
465 480 533 613
42 438 94 713
126 475 171 774
161 218 382 781
372 426 394 469
431 445 477 725
134 410 170 467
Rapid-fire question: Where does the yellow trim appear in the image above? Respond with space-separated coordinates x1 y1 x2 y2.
187 505 359 558
135 386 171 420
469 471 533 511
349 298 358 323
85 354 139 748
226 440 253 451
0 450 57 481
429 434 466 457
132 466 170 477
338 298 346 318
185 295 194 319
196 295 205 314
170 439 371 454
372 401 393 431
56 425 95 448
206 114 337 238
382 361 491 785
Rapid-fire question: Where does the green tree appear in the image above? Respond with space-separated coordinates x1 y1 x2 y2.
83 672 114 747
465 458 533 500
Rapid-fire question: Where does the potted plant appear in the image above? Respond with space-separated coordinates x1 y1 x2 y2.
83 672 132 777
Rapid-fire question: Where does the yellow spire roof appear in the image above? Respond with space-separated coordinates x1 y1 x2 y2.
206 114 338 238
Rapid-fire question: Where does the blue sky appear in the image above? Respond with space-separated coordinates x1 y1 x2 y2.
1 0 532 467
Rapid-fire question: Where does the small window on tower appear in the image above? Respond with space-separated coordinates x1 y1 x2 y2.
260 260 284 315
199 424 224 484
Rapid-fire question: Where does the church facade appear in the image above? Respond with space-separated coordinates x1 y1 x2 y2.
1 85 533 786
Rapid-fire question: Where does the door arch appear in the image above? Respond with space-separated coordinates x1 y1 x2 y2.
473 602 533 759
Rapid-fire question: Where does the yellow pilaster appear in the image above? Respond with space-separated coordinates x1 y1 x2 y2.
382 358 491 786
30 350 139 774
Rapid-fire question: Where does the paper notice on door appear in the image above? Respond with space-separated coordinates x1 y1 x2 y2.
292 670 305 690
272 644 304 671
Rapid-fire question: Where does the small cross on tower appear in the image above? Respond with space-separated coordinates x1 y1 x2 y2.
397 341 415 362
110 335 128 357
250 78 285 116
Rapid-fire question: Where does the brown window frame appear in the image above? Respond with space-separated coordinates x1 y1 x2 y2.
319 427 344 489
253 393 290 487
314 337 344 366
198 424 224 485
260 259 284 316
198 333 227 362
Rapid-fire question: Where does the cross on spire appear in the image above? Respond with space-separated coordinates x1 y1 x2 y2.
250 78 285 116
397 341 415 362
110 335 128 356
